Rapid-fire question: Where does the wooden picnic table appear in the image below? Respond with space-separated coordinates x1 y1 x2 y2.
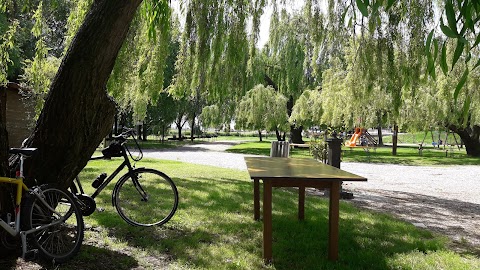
244 157 367 263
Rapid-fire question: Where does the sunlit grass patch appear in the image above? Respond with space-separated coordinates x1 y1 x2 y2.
53 158 480 269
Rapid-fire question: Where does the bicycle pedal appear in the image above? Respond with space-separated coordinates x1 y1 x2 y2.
23 249 38 261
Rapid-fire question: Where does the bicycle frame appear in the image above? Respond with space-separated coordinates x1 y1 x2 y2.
0 176 28 236
75 144 137 200
0 176 67 258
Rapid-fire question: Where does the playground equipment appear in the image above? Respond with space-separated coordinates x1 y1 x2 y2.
345 128 378 147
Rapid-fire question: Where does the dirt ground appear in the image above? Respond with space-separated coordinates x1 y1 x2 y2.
345 187 480 256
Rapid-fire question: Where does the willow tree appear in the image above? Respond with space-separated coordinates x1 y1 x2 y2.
235 84 288 141
107 7 174 127
305 1 425 136
169 0 267 139
347 0 480 156
265 0 353 143
289 88 323 129
400 40 480 155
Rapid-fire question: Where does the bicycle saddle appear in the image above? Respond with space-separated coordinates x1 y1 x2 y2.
9 148 38 157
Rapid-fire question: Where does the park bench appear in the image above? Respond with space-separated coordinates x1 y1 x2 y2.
290 143 309 149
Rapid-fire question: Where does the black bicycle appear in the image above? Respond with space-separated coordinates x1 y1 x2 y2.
70 129 178 227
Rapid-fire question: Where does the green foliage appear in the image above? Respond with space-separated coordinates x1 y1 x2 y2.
235 84 288 133
108 3 175 123
64 0 93 50
266 7 307 98
21 1 61 114
0 19 17 84
141 0 171 41
168 0 272 132
200 104 222 129
289 88 323 129
357 0 480 118
309 138 327 161
146 92 177 138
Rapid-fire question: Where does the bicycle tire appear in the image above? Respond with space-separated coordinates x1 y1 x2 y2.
113 168 178 227
21 184 84 263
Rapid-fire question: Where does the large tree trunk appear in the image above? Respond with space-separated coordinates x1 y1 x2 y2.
448 124 480 157
176 121 183 140
23 0 143 189
287 95 304 144
290 126 303 143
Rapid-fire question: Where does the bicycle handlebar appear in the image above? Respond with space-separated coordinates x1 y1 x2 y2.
114 127 143 162
112 128 135 141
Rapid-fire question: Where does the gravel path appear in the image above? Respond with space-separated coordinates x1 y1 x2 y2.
142 141 255 170
143 141 480 252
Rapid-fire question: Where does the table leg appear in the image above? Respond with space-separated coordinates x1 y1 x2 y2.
254 179 260 221
298 185 305 220
328 182 340 261
263 180 273 263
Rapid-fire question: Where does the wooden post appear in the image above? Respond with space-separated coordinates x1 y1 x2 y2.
298 185 305 220
263 181 273 263
328 182 341 261
254 179 260 221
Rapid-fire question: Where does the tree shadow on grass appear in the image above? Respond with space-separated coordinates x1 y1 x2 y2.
0 244 138 270
80 174 461 269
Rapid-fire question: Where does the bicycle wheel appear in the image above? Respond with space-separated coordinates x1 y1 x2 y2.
113 168 178 227
21 184 84 263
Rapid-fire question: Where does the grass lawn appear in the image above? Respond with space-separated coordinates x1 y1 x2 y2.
226 141 480 166
5 158 479 269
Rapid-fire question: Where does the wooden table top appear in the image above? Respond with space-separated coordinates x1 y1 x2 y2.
244 157 367 182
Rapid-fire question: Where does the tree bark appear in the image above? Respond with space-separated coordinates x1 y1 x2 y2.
287 95 304 144
448 124 480 157
392 124 398 156
377 126 383 146
23 0 143 189
190 113 196 142
258 130 263 142
176 120 183 140
275 129 282 141
143 123 148 141
377 112 384 146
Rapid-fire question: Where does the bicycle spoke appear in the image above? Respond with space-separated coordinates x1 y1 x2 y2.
114 169 178 227
22 185 84 263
